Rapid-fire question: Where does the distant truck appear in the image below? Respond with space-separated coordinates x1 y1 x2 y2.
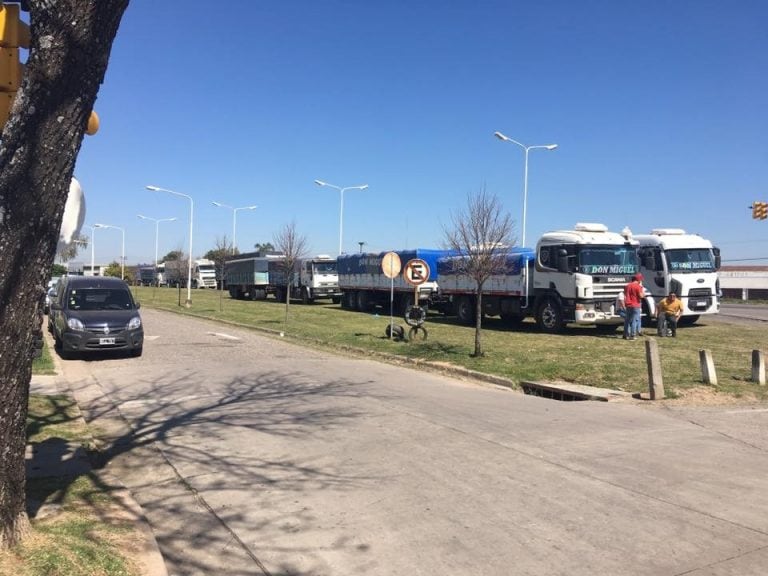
268 255 342 304
635 228 721 324
337 249 452 313
161 258 218 289
136 266 156 286
224 252 280 300
437 223 654 333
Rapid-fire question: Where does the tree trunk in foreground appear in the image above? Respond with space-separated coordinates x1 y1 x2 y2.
0 0 128 548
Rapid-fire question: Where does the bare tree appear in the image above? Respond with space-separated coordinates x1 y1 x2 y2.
0 0 128 548
443 189 515 357
208 235 233 311
273 221 308 325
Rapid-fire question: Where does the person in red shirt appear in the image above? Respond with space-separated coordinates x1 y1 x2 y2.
623 273 645 340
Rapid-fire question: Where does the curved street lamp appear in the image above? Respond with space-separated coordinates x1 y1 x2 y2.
137 214 177 285
93 223 125 280
493 131 557 248
212 201 258 254
314 179 369 255
146 185 194 306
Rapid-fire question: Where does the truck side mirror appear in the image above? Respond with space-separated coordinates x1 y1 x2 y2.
556 249 569 273
713 247 721 270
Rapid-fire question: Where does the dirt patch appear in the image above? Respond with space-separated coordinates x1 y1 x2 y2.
664 385 759 406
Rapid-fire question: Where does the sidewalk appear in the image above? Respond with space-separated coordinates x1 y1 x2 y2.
28 369 168 576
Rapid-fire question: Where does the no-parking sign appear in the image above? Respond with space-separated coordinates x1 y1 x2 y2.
403 259 430 286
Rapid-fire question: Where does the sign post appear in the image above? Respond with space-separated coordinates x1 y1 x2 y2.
403 259 430 341
381 252 402 339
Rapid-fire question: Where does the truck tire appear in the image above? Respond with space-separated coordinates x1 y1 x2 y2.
357 291 371 312
678 315 699 326
332 296 341 305
348 291 359 311
455 296 475 325
536 297 564 333
251 288 267 301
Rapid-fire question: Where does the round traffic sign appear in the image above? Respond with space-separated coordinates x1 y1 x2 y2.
381 252 402 279
403 258 430 286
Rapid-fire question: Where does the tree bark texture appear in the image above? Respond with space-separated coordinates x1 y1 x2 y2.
0 0 128 548
474 286 484 357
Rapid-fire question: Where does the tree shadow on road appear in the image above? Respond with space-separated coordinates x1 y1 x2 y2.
62 369 385 575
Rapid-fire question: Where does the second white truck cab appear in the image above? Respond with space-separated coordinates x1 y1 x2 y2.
635 229 720 324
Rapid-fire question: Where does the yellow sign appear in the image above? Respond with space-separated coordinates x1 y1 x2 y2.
381 252 402 279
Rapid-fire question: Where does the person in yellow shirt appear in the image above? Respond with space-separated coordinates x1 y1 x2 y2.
656 292 683 337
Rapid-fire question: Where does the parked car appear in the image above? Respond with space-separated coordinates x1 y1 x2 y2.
43 276 62 315
43 286 57 315
49 276 144 358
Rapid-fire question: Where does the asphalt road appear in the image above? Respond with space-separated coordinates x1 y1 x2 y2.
61 307 768 576
716 303 768 323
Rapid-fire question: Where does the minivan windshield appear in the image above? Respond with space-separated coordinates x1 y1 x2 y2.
68 288 133 311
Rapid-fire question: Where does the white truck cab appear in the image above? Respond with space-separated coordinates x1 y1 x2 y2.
635 229 720 324
533 223 649 331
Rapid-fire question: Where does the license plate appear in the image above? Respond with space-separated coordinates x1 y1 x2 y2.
99 337 116 345
696 301 706 307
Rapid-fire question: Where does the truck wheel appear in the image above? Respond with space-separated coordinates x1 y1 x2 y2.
332 297 341 305
536 297 564 333
678 315 699 326
455 296 475 325
357 291 371 311
348 291 359 311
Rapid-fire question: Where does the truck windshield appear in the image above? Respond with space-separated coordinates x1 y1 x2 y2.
577 245 639 275
665 249 715 272
313 261 337 274
198 265 215 272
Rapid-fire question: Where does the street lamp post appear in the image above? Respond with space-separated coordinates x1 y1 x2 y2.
146 185 194 307
137 214 177 285
93 223 125 280
314 180 369 255
493 131 558 248
212 201 258 254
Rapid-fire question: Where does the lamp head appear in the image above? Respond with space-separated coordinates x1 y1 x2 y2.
358 184 369 191
314 179 327 187
545 144 559 150
212 201 224 207
494 131 510 141
145 185 160 191
245 205 258 210
94 223 107 229
137 214 149 220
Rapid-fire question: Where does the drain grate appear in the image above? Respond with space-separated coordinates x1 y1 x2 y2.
519 380 628 402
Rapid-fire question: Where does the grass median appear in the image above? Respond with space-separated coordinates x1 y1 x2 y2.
0 394 141 576
133 286 768 402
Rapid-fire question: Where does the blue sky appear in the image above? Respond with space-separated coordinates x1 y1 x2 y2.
70 0 768 266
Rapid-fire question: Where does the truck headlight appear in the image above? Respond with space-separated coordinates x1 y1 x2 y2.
128 316 142 330
67 317 85 331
